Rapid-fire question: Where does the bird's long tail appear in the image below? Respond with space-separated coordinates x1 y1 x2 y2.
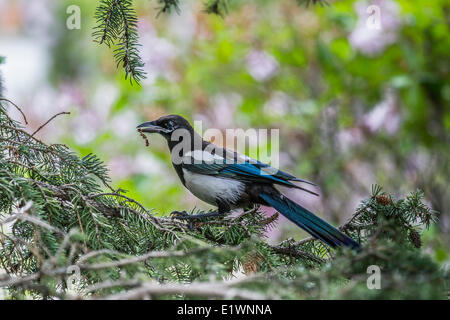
259 192 360 250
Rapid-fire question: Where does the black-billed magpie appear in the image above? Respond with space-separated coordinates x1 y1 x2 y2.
137 115 359 249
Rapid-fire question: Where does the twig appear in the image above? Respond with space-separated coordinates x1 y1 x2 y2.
270 244 325 264
84 279 141 294
231 206 258 221
77 249 116 264
99 280 267 300
78 247 210 270
0 273 40 288
89 192 149 214
0 98 28 124
1 201 64 236
16 214 65 237
29 111 70 138
0 247 232 289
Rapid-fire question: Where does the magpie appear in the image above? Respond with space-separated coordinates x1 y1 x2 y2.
137 115 360 249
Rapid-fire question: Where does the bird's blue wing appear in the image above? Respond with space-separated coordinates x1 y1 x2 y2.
182 153 318 196
220 163 318 195
245 160 316 186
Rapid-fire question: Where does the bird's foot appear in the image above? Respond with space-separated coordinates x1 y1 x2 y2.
170 210 200 231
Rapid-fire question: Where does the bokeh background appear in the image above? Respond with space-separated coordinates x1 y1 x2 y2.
0 0 448 261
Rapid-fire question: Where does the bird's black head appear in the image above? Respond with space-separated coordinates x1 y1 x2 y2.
137 114 193 137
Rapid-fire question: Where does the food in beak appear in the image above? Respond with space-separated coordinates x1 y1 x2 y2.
137 128 150 147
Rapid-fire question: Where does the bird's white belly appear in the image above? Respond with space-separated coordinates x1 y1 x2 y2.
182 169 245 206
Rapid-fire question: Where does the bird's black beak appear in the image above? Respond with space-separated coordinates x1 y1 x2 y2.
137 121 165 134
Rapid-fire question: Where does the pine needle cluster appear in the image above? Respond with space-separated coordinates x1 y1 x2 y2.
93 0 146 84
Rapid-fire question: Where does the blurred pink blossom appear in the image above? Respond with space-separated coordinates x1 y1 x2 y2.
336 127 365 152
349 0 401 56
109 110 139 139
134 152 165 176
108 153 165 180
92 84 118 119
167 3 196 46
362 90 400 134
211 93 241 129
21 0 54 45
246 50 279 82
108 156 134 179
58 83 86 111
264 91 290 117
138 19 178 84
346 159 376 188
72 109 100 145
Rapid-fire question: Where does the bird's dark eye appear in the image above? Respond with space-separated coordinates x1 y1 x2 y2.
167 120 175 129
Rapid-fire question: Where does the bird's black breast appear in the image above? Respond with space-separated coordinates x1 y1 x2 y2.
171 162 186 186
166 137 188 186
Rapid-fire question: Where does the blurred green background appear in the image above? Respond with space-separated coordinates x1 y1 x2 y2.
0 0 448 261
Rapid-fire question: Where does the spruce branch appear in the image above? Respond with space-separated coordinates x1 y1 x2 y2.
100 278 267 300
296 0 329 7
203 0 229 17
156 0 181 17
0 98 28 125
93 0 146 84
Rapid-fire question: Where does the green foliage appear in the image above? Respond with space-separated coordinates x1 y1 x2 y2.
92 0 328 83
93 0 146 84
0 101 446 299
296 0 329 7
203 0 230 17
156 0 181 16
